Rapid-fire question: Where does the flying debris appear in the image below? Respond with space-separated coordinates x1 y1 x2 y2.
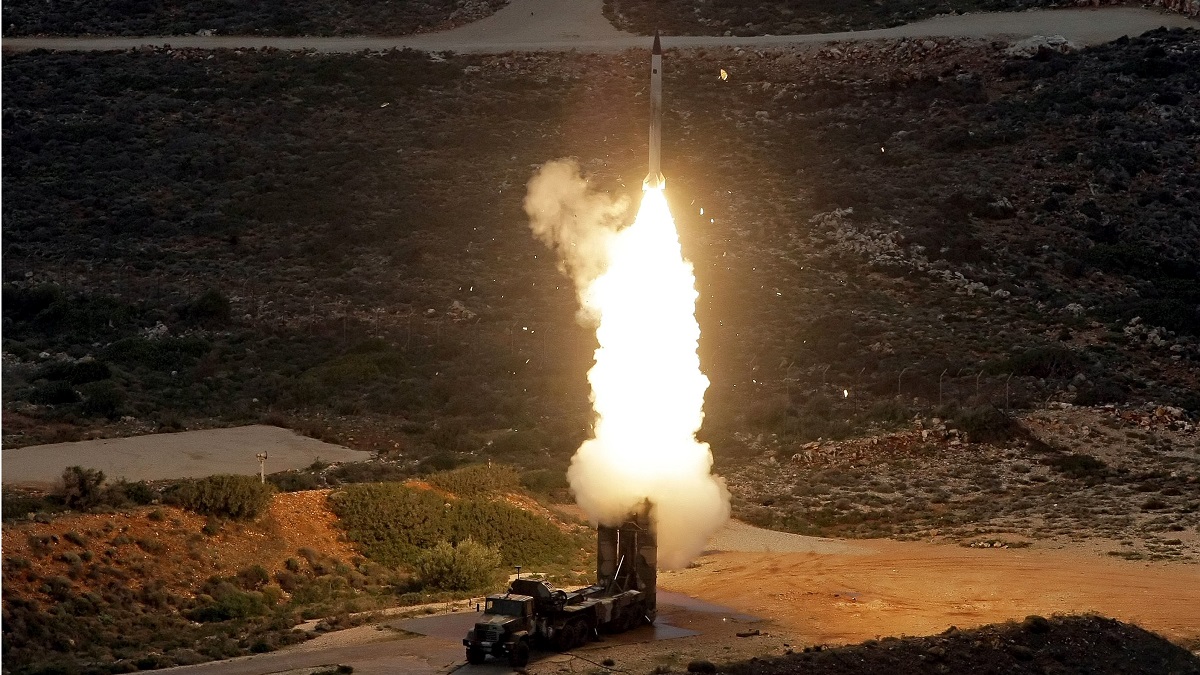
643 32 665 191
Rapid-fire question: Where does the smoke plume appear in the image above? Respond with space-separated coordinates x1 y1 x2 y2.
525 159 730 570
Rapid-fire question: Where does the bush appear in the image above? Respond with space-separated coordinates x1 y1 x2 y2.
953 405 1024 444
80 379 126 418
188 580 268 622
109 479 157 505
59 466 106 511
166 475 275 519
993 345 1080 378
415 538 501 591
426 463 521 498
183 288 231 324
268 471 321 492
520 469 569 496
36 359 112 384
1045 452 1108 480
29 380 80 405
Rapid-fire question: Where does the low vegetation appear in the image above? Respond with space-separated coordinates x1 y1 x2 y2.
329 481 582 569
164 474 276 519
604 0 1066 36
415 538 503 591
2 461 586 674
2 0 507 37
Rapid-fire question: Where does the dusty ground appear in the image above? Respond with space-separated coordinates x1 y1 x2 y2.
1 425 368 487
660 539 1200 645
1 5 1194 52
154 520 1198 674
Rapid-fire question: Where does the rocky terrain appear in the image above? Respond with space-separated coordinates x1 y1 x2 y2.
604 0 1146 36
6 29 1199 447
0 0 508 37
718 615 1200 675
726 403 1200 560
4 25 1200 674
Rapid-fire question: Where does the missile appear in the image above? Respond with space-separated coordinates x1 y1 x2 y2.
644 31 665 190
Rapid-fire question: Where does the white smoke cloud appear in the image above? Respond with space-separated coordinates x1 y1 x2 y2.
524 159 630 324
525 159 730 570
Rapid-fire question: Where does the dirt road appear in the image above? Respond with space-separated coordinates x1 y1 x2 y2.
2 3 1194 53
661 535 1200 646
0 424 367 486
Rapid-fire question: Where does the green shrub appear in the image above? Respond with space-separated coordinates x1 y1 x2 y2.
520 469 569 496
953 405 1024 444
1044 452 1108 480
330 483 576 569
80 379 126 418
415 538 501 591
267 471 320 492
36 359 112 384
110 480 157 505
2 492 61 521
58 466 106 511
28 380 80 405
992 345 1080 378
235 564 270 591
166 475 275 520
426 463 521 498
188 580 268 622
183 288 231 324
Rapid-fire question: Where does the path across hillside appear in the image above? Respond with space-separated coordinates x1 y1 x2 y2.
2 3 1195 53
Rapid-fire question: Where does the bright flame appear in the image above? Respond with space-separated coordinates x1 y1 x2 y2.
525 162 729 570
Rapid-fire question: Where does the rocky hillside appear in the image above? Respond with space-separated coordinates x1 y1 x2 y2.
3 30 1198 481
719 614 1200 675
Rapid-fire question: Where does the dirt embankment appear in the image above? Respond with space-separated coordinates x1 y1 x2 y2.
2 490 357 601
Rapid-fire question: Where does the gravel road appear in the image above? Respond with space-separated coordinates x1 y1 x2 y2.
2 2 1194 53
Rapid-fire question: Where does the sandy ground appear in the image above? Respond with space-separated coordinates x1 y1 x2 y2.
148 519 1199 675
661 537 1200 646
2 4 1195 52
0 424 368 487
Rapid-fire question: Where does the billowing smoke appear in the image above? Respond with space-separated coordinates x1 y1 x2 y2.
525 159 730 569
525 160 630 321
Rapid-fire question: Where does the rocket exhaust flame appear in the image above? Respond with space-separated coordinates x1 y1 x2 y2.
569 185 729 569
526 169 729 570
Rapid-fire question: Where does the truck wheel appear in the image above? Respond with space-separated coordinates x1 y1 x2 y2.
552 627 572 651
572 622 589 648
509 640 530 668
466 647 487 665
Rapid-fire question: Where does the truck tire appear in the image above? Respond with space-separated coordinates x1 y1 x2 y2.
572 622 590 648
552 626 572 651
509 640 530 668
466 647 487 665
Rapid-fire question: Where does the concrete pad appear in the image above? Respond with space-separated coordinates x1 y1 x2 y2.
1 425 369 486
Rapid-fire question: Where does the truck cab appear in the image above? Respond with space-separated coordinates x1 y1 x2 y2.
464 594 534 666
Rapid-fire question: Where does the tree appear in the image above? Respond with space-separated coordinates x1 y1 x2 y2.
415 538 500 591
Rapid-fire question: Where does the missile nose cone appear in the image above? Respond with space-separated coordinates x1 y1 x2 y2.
652 31 661 55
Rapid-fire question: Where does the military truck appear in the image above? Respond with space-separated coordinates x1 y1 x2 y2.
463 508 657 667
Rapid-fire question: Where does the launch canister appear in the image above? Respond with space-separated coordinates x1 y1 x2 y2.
644 31 665 190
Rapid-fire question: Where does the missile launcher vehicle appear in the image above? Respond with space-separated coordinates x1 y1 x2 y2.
463 508 656 667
